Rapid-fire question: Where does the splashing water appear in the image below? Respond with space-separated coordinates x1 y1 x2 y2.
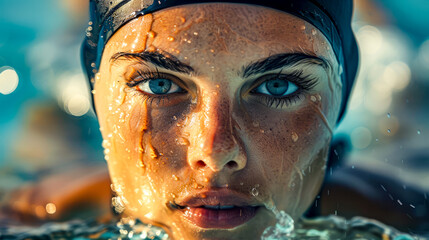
1 215 422 240
261 208 295 240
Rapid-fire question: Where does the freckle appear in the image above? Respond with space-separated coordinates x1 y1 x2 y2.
292 132 299 142
167 36 175 41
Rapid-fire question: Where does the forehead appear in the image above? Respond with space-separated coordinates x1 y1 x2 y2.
104 3 336 67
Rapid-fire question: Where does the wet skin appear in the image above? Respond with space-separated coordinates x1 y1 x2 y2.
94 3 342 240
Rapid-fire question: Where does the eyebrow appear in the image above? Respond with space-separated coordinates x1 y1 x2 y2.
239 53 328 78
111 50 195 74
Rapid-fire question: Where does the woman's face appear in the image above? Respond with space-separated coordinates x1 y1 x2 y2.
94 3 342 240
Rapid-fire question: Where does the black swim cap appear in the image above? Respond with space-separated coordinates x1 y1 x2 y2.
82 0 358 121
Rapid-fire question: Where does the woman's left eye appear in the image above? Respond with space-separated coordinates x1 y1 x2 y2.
253 78 299 97
136 78 183 95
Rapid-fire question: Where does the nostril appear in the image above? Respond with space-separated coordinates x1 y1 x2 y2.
227 161 238 169
196 160 206 168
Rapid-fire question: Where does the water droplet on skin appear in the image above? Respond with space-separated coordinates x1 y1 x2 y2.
112 196 126 214
147 30 156 38
148 144 159 159
387 129 391 133
387 113 391 118
193 32 198 36
180 17 186 23
204 178 209 183
173 115 177 120
301 25 306 30
240 182 244 186
250 188 259 197
136 158 145 168
175 137 190 146
310 95 317 102
291 132 299 142
172 175 179 181
167 36 175 42
417 130 421 135
252 121 260 127
311 29 317 35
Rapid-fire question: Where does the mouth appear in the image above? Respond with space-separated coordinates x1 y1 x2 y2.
169 189 261 229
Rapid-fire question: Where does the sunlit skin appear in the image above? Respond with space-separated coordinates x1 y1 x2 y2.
94 3 342 240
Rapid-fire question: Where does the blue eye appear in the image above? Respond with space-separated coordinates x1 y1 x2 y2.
254 79 299 97
137 78 182 95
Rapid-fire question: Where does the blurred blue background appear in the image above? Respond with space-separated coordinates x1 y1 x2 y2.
0 0 428 234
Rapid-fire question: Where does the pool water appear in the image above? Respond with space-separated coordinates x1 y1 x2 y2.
0 215 421 240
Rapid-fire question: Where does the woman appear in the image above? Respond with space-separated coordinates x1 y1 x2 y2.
82 0 358 239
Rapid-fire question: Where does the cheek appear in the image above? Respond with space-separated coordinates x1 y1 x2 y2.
235 97 332 196
241 102 330 165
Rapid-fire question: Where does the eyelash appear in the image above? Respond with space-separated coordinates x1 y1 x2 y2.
125 70 184 105
125 69 318 108
250 70 318 108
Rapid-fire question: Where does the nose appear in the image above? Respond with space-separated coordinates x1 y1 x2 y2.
187 94 246 173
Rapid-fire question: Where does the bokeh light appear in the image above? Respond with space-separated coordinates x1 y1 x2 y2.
0 66 19 95
350 127 372 149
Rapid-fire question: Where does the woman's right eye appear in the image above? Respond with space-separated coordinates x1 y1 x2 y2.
136 78 184 95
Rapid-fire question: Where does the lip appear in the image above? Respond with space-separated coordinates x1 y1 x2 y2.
172 188 261 229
